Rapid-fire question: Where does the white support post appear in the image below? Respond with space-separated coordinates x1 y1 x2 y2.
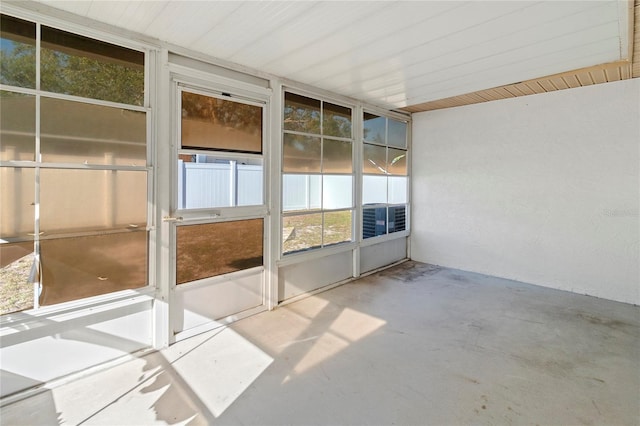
153 48 172 349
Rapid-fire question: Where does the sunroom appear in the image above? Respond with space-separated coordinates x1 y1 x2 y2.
1 1 638 419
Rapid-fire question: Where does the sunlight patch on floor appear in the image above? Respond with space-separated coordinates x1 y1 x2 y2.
294 307 386 375
170 326 273 417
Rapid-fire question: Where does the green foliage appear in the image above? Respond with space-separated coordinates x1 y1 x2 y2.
283 103 321 134
0 43 36 88
323 111 351 138
182 92 262 133
284 101 353 138
1 42 144 105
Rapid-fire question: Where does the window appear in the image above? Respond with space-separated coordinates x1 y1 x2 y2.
362 112 409 239
0 14 148 315
282 92 354 254
178 90 264 210
176 219 263 284
175 88 266 286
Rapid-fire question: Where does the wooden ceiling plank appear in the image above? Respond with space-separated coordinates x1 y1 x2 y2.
406 56 632 113
440 98 463 107
589 69 607 84
502 86 522 97
513 83 536 95
462 93 486 103
482 89 503 100
506 85 526 96
525 80 547 94
562 74 581 88
606 66 621 79
575 72 593 86
620 64 631 79
537 80 556 92
549 77 569 89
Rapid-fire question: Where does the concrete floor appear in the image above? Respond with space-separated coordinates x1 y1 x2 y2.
1 261 639 425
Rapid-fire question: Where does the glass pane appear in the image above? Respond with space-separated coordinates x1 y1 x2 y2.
283 133 321 173
363 143 387 174
283 174 321 212
323 210 352 246
388 148 407 175
237 163 264 206
283 213 322 254
323 138 352 173
363 208 387 239
389 206 407 234
0 91 35 161
181 92 262 153
41 97 146 165
0 167 35 239
40 26 144 105
388 176 408 204
40 169 147 235
40 231 148 306
363 113 385 145
363 175 387 205
323 102 351 138
388 119 407 148
284 92 320 134
0 242 35 315
178 155 263 209
0 15 36 88
323 175 353 209
176 219 263 284
180 157 232 209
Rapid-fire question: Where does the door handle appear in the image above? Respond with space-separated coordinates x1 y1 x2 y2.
162 216 183 222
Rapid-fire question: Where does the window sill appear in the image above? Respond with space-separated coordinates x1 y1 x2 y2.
360 230 410 248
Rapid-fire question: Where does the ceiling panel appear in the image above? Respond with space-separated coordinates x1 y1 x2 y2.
394 38 622 106
144 2 241 46
248 2 394 70
190 2 316 60
275 1 466 81
380 25 623 105
22 0 634 111
322 2 618 99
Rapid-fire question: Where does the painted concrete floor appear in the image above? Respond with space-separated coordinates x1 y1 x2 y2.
1 261 639 425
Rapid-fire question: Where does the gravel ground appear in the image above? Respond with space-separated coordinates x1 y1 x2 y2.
0 253 34 315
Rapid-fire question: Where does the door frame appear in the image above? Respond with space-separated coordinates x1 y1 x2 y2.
162 70 273 344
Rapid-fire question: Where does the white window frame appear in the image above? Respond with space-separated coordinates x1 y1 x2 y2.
175 84 269 222
281 88 357 259
360 109 411 246
0 8 158 323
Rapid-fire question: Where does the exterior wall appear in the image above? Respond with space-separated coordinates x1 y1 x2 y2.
411 78 640 305
360 238 407 274
278 251 353 302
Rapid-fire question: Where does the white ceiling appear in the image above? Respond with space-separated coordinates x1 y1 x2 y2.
31 0 631 110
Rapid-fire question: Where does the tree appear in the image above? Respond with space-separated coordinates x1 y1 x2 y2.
1 41 144 106
182 91 262 134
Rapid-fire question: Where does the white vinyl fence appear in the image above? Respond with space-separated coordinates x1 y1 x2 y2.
178 160 263 209
178 159 355 211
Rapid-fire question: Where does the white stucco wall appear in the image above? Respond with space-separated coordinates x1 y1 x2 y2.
411 78 640 305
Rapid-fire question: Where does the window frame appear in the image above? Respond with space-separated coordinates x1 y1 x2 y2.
0 11 155 316
169 78 271 304
281 88 356 257
174 83 269 222
361 110 411 245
